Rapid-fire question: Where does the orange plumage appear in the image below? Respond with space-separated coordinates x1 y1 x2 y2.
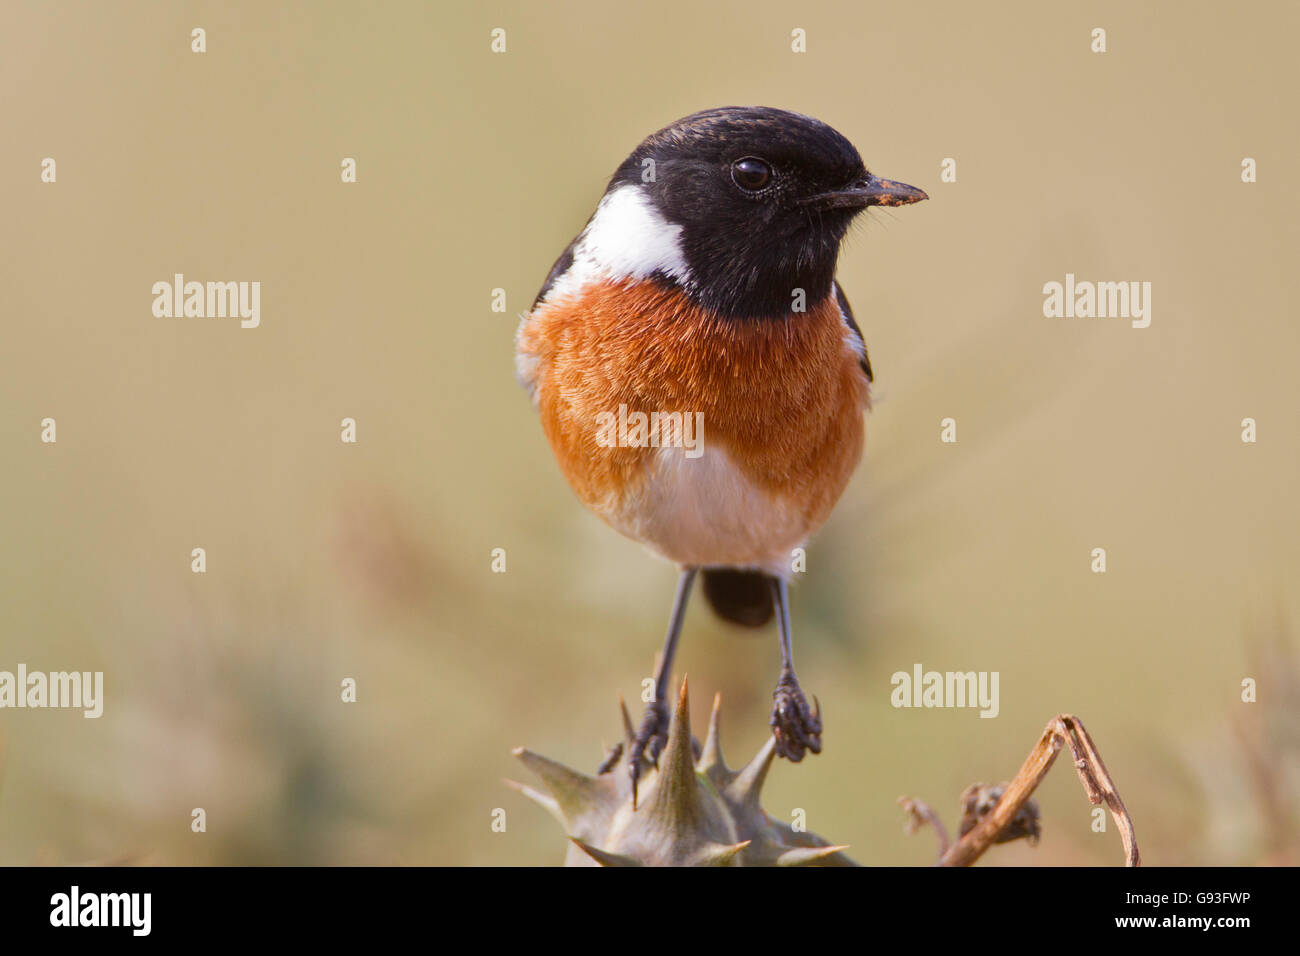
517 278 869 571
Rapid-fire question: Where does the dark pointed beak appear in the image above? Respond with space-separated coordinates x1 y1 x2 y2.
806 174 929 210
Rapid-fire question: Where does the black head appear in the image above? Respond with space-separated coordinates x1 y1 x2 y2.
607 106 927 318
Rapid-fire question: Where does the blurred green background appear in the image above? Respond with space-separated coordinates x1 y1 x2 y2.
1 0 1297 865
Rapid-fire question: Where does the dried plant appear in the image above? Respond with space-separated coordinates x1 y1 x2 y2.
509 679 854 866
901 714 1140 866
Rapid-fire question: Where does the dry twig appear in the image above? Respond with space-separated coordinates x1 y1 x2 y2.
902 714 1140 867
898 796 950 856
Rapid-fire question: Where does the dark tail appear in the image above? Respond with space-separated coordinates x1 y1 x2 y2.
701 569 774 628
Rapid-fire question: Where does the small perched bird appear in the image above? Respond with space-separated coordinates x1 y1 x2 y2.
516 106 926 798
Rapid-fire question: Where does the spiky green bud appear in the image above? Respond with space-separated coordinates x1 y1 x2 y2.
509 679 856 866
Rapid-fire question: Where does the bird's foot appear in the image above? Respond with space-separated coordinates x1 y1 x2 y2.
595 742 623 776
770 671 822 762
627 697 670 807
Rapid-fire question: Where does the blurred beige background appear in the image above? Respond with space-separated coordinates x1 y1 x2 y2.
1 0 1297 865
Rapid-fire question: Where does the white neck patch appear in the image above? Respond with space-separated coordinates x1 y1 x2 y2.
544 185 693 303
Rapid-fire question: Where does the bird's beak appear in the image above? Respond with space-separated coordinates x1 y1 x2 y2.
808 174 929 210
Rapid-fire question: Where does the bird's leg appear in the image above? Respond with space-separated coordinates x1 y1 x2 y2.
769 576 822 761
624 566 697 807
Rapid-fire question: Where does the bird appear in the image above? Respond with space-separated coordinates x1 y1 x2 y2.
515 106 927 800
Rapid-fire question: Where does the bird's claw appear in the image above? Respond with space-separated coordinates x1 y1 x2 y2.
770 674 822 762
595 742 623 776
627 698 670 806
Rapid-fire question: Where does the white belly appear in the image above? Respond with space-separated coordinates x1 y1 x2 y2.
612 445 810 577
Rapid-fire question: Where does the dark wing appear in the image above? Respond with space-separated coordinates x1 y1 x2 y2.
833 281 872 382
531 235 580 308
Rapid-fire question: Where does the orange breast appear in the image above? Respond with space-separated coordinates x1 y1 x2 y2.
517 279 870 561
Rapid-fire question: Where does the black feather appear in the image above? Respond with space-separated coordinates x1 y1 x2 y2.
702 569 774 628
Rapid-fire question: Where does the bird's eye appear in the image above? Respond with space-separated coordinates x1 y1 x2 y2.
731 157 772 192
